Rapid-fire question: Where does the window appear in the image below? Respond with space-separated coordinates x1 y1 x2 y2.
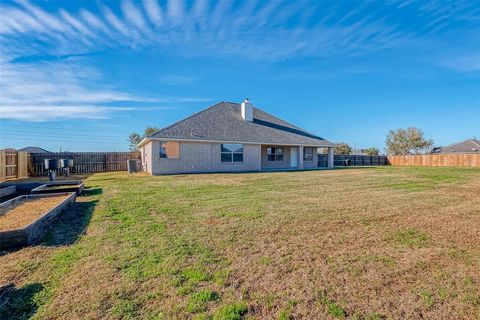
267 147 284 161
221 144 243 162
303 147 313 161
159 141 180 159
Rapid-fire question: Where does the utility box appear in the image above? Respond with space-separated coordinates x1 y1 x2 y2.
44 159 61 170
59 159 74 168
127 159 139 173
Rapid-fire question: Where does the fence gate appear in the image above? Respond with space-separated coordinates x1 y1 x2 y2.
0 150 29 182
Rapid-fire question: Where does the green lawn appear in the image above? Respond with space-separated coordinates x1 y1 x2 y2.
1 167 480 319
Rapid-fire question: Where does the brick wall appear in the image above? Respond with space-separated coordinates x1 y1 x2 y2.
260 146 318 169
149 141 262 174
261 145 292 169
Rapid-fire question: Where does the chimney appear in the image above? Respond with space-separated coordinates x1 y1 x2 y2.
241 98 253 121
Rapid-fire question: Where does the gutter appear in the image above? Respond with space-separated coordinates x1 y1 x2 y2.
137 137 150 148
137 137 335 148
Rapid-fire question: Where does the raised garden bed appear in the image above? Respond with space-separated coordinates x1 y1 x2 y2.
0 186 16 199
0 192 76 250
31 180 84 195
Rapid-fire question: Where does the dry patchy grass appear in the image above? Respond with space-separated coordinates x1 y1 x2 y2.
1 167 479 319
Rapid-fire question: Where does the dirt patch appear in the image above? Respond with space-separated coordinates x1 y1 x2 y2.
0 195 68 231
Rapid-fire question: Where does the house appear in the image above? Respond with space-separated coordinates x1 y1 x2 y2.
18 146 50 153
138 100 335 174
431 139 480 154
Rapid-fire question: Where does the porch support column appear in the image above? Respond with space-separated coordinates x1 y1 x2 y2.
298 146 304 169
327 147 334 169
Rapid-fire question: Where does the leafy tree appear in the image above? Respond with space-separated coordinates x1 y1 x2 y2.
365 147 380 156
385 127 434 155
128 126 160 150
334 142 352 155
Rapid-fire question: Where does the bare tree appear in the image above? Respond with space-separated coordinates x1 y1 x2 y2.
385 127 434 155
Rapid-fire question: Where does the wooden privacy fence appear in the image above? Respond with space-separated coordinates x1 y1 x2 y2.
30 151 141 176
318 154 388 167
388 154 480 167
0 149 29 182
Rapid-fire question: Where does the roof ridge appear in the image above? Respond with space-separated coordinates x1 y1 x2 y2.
251 105 324 139
471 139 480 147
224 101 310 133
148 101 226 138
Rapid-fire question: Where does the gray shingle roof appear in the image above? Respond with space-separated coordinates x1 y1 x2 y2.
148 102 333 146
18 146 50 153
432 139 480 154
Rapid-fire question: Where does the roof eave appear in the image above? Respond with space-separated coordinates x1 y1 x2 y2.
137 137 150 148
145 136 335 147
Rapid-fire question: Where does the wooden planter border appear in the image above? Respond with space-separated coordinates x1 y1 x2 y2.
0 192 76 250
0 186 16 198
31 180 85 195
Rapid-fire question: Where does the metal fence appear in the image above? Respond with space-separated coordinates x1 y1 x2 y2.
30 151 141 176
318 154 389 167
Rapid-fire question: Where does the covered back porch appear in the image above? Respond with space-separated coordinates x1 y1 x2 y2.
260 145 334 171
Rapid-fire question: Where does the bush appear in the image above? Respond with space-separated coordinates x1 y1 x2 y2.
365 147 379 156
334 142 352 155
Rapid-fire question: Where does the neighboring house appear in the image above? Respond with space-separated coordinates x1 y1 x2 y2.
431 139 480 154
138 100 335 175
18 146 50 153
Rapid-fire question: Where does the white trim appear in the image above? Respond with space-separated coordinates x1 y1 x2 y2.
138 137 334 148
137 137 150 148
290 147 298 168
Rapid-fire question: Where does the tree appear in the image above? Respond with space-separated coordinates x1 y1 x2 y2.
334 142 352 155
364 147 380 156
128 126 160 150
385 127 434 155
128 132 142 150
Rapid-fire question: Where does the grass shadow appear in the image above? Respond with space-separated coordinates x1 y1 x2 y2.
41 199 98 247
0 283 44 320
82 187 103 196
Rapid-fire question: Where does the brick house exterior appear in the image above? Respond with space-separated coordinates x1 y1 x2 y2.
139 100 334 175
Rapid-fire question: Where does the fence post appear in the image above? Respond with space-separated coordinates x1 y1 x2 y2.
0 150 5 183
17 151 28 179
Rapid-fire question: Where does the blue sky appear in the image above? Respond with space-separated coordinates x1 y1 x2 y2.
0 0 479 152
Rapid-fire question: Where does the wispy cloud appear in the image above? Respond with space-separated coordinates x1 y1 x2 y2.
0 105 176 121
0 53 208 121
0 105 130 121
0 0 477 122
16 0 73 36
142 0 163 26
102 6 130 39
167 0 184 22
1 0 477 61
438 54 480 73
80 9 112 38
121 0 148 32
